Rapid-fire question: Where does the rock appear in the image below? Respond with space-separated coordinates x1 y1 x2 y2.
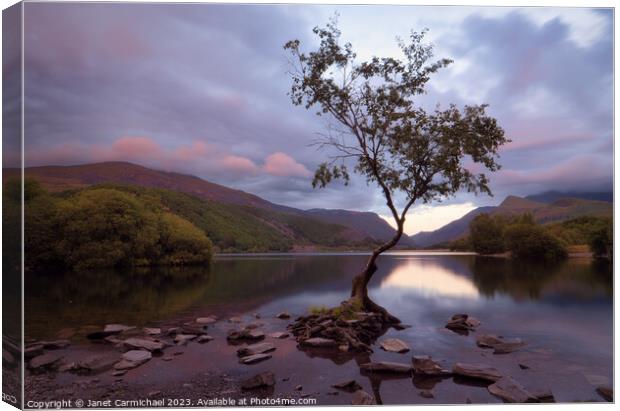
197 335 214 343
237 342 276 357
40 340 71 349
148 391 161 397
412 355 452 377
105 324 134 333
196 316 217 325
276 312 291 319
122 338 164 352
112 370 126 376
162 356 174 361
493 339 525 354
114 350 152 370
174 334 197 345
239 353 272 364
25 344 44 359
596 386 613 402
338 344 349 352
241 372 275 389
254 313 261 319
465 317 481 328
419 390 434 399
380 338 410 353
104 335 123 344
452 363 502 382
530 388 555 402
445 314 479 333
58 361 78 372
56 328 76 339
29 353 63 370
487 376 537 403
476 334 505 348
360 361 413 374
3 349 16 367
143 328 161 336
392 323 412 330
351 390 375 405
294 385 303 391
229 316 243 323
332 380 362 392
476 334 525 354
269 332 289 339
227 328 265 341
181 324 209 335
77 354 119 373
166 327 180 336
301 337 338 347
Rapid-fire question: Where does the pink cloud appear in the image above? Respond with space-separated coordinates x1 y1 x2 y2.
112 136 162 158
263 152 311 178
221 155 259 175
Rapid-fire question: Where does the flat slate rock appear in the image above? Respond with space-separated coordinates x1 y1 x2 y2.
114 350 152 370
351 390 375 405
196 316 217 325
237 342 276 357
197 335 214 343
229 316 243 323
276 312 291 319
77 354 120 373
241 372 275 389
380 338 410 353
476 334 505 348
332 380 362 392
239 353 272 364
269 332 289 339
174 334 197 344
25 344 44 359
143 328 161 336
476 334 525 354
453 362 502 382
487 377 537 403
227 328 265 341
29 353 63 370
301 337 338 347
40 340 71 349
412 355 452 376
122 338 164 352
360 361 412 374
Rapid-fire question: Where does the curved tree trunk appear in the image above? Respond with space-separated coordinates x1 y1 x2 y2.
349 223 404 324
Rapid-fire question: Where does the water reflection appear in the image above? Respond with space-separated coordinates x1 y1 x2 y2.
380 258 479 298
25 253 612 341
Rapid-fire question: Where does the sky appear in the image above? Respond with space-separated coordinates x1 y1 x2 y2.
11 3 614 235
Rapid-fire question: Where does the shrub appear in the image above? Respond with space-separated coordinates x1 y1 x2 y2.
469 214 506 254
504 223 567 261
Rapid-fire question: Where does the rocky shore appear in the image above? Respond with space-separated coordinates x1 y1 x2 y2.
20 310 613 406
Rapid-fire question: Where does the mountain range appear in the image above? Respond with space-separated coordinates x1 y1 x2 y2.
411 193 613 248
4 162 412 250
4 161 612 251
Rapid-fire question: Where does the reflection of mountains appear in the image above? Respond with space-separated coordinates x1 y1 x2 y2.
25 254 612 339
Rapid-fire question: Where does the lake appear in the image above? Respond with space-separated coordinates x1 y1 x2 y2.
25 252 613 404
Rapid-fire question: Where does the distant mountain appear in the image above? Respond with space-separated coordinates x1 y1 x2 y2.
305 208 413 245
410 206 495 248
410 194 613 248
526 190 613 204
5 161 404 249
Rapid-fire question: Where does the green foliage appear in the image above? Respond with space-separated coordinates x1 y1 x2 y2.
504 223 567 261
589 224 612 259
469 214 506 254
448 237 472 251
285 18 508 233
159 213 213 265
21 184 212 270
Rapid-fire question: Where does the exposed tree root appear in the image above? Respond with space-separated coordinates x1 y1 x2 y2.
288 300 402 353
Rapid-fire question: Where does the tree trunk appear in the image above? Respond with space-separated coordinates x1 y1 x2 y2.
349 223 404 324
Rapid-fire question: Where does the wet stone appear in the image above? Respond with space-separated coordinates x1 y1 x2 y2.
239 353 272 364
360 361 413 374
487 376 537 403
452 362 502 382
351 390 375 405
332 380 362 392
196 316 217 325
269 332 289 339
301 337 338 347
412 355 452 377
241 372 275 389
380 338 410 353
237 342 275 357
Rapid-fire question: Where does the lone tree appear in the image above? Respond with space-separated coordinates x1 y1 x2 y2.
285 20 508 324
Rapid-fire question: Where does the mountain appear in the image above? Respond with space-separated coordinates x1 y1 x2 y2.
410 206 495 248
526 190 613 204
410 194 613 248
5 161 404 248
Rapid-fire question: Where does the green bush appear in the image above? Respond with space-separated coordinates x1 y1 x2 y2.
469 214 506 254
504 223 567 261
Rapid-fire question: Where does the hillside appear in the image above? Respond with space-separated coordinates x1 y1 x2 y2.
411 194 612 248
5 162 403 249
526 190 613 204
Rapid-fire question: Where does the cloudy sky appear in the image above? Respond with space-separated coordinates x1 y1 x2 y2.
16 3 613 234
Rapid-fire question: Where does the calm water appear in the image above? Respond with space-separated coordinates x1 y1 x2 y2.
25 252 613 403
